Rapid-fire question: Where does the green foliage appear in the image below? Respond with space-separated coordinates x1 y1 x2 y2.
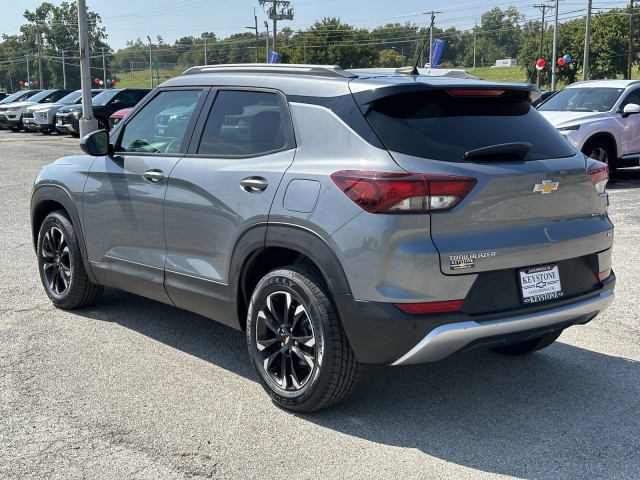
4 4 640 94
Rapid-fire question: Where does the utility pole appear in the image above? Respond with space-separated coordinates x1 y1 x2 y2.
583 0 592 80
264 21 270 59
77 0 97 136
62 50 67 89
258 0 293 53
427 11 440 67
628 0 634 80
36 24 44 89
551 0 559 90
473 23 477 69
204 37 208 65
246 9 260 63
102 47 107 89
26 55 30 86
147 36 153 88
534 3 553 87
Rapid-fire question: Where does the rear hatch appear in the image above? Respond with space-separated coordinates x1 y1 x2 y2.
350 79 613 304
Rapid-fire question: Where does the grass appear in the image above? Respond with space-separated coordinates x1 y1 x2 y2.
116 64 640 89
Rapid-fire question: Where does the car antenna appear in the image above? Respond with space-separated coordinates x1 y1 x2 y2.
395 29 430 76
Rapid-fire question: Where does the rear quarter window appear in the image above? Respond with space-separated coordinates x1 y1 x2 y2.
365 90 576 162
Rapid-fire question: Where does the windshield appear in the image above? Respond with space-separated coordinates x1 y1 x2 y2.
92 90 120 106
28 90 56 103
537 87 624 112
1 91 28 103
57 91 83 104
365 90 576 162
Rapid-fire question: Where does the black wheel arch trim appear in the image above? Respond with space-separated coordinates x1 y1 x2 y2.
263 223 352 296
31 184 99 284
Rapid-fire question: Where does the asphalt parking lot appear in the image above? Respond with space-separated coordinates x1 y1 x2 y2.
1 129 639 479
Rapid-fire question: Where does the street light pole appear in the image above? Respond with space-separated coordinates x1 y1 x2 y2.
147 36 153 88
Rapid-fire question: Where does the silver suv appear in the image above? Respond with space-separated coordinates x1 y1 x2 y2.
31 64 615 412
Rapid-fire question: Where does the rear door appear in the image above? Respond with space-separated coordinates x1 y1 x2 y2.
163 88 295 325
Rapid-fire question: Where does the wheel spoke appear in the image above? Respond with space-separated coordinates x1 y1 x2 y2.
256 338 278 352
291 304 306 330
292 335 315 348
282 292 292 327
263 347 284 372
258 309 280 336
292 346 315 369
280 352 288 390
289 356 302 389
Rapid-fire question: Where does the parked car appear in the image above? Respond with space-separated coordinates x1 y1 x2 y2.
31 64 615 412
0 92 9 101
537 79 640 171
55 88 150 135
108 107 131 129
0 89 72 131
22 89 102 134
0 90 41 106
531 89 559 107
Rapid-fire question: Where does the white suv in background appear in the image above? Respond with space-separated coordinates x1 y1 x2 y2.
537 80 640 172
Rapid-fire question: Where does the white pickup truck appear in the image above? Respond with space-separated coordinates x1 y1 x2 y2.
537 79 640 172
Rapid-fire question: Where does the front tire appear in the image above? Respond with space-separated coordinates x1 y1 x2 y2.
37 210 103 309
246 266 361 412
491 330 562 356
582 139 616 171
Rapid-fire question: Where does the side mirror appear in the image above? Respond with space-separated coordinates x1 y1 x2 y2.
80 130 112 156
621 103 640 118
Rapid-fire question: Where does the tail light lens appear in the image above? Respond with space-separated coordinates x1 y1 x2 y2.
331 171 477 213
587 159 608 194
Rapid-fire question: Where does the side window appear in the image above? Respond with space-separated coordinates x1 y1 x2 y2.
620 89 640 110
118 90 203 154
197 90 284 156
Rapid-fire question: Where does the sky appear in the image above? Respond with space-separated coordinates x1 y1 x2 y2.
0 0 632 51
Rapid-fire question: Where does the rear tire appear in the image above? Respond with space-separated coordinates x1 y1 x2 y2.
491 330 562 356
246 265 361 412
37 210 103 309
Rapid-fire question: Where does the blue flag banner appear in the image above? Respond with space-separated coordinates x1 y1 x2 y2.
431 38 446 68
268 51 280 64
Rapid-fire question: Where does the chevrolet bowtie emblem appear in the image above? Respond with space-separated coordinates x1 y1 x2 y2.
533 180 559 194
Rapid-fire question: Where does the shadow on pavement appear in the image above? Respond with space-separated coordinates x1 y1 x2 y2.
75 288 639 479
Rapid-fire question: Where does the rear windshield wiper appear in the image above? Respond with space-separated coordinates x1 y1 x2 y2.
464 142 532 161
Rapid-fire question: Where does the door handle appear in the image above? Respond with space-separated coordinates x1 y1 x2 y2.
240 176 268 192
143 169 164 183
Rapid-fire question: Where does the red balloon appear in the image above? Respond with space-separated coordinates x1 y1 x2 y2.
536 58 545 68
19 80 24 86
557 57 566 66
111 78 117 85
94 78 100 84
34 80 39 86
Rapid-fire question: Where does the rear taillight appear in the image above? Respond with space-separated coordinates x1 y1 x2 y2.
394 300 464 315
587 160 608 194
330 171 477 214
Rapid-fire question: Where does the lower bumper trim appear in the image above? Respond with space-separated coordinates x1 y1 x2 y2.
392 289 615 365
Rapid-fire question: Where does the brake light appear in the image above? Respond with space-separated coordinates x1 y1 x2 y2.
447 89 505 97
331 171 477 213
587 160 608 194
394 300 464 315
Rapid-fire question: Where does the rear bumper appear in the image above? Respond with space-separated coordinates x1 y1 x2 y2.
392 288 614 365
334 274 615 365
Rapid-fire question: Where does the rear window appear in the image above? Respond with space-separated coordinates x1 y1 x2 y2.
365 90 576 162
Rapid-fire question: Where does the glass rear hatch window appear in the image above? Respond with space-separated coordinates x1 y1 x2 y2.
365 89 576 162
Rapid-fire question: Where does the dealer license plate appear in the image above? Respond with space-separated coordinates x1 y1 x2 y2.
519 265 563 304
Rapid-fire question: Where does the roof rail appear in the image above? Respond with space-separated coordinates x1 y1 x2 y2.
181 63 357 79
